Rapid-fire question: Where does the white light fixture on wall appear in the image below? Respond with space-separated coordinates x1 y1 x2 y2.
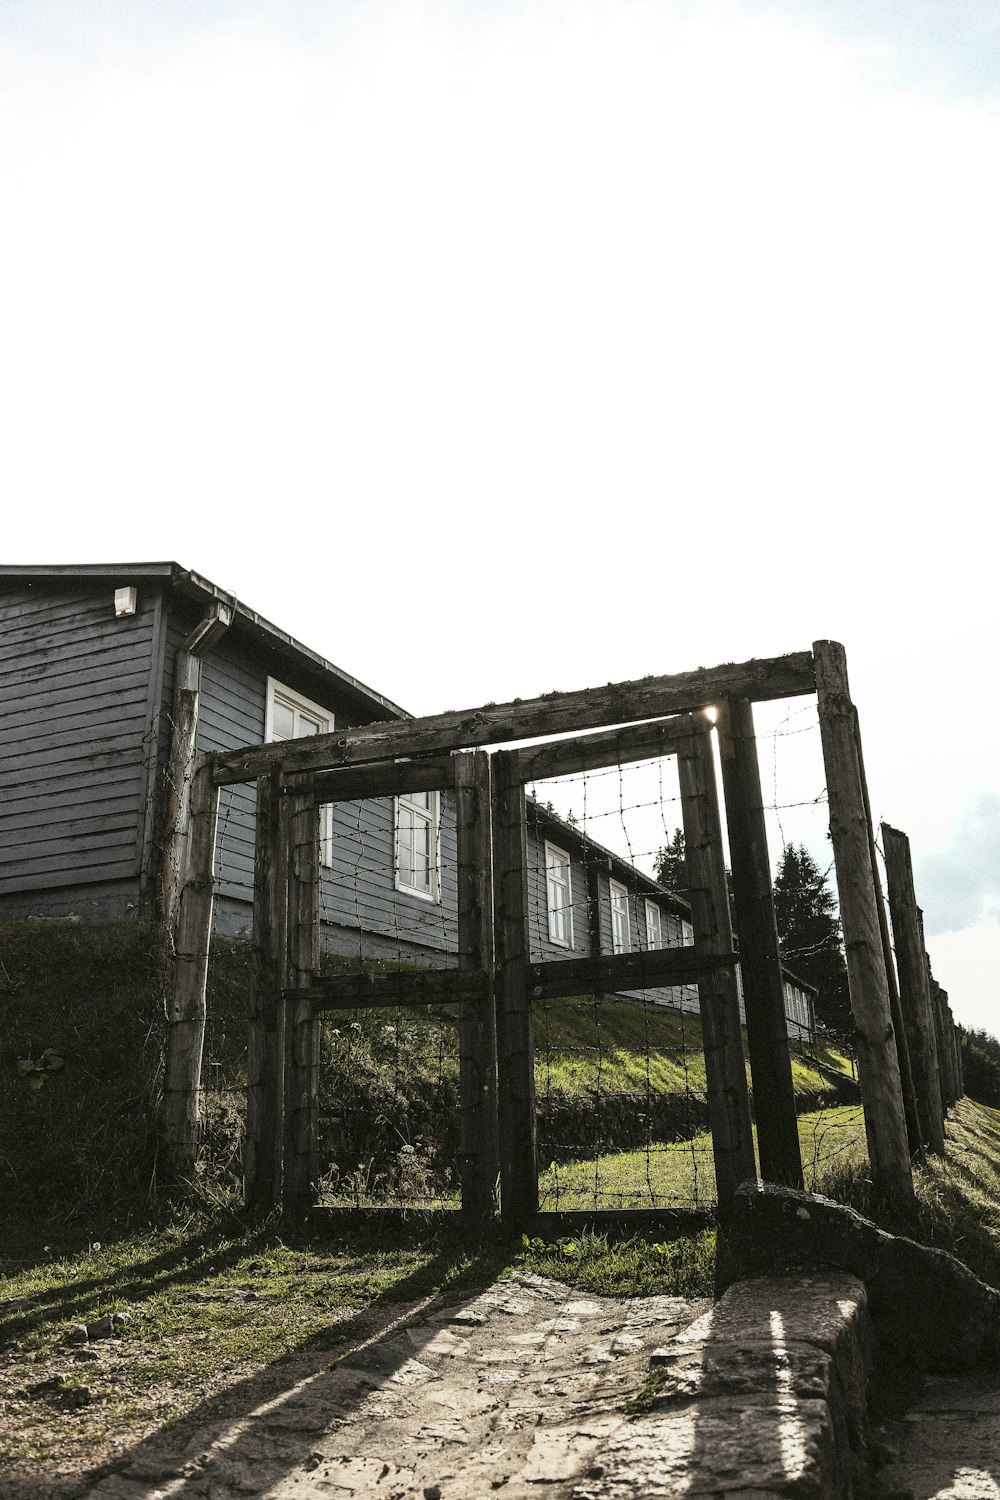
114 586 137 617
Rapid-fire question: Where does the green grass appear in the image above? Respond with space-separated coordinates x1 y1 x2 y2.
822 1096 1000 1290
538 1103 867 1210
0 917 858 1227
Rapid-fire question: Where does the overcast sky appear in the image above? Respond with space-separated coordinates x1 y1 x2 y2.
2 1 997 1029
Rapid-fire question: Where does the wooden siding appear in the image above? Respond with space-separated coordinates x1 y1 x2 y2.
0 580 160 904
179 627 460 958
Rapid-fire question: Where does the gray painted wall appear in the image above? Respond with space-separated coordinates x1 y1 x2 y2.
0 578 163 918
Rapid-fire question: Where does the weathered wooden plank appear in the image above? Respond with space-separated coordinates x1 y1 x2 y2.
716 696 803 1189
0 613 154 662
882 824 945 1155
0 660 153 709
531 1208 712 1236
296 966 489 1010
492 749 538 1225
0 745 146 792
813 640 913 1205
286 753 458 804
523 945 733 1001
0 856 139 896
160 760 220 1181
455 750 499 1220
514 714 698 784
245 769 288 1218
282 795 321 1219
210 651 817 784
676 719 757 1211
0 719 150 774
0 785 141 828
0 812 140 858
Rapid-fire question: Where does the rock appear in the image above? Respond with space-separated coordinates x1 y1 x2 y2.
423 1486 442 1499
725 1182 1000 1373
73 1348 101 1362
64 1324 89 1346
87 1311 130 1340
61 1385 93 1409
27 1374 69 1396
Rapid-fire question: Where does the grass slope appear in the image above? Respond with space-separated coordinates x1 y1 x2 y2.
0 919 856 1225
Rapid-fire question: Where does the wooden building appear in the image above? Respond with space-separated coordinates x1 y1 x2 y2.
0 562 815 1039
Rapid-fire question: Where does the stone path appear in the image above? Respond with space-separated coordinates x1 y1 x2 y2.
882 1372 1000 1500
83 1275 708 1499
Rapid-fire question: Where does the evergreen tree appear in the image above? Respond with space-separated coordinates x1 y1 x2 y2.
772 844 852 1038
654 828 686 894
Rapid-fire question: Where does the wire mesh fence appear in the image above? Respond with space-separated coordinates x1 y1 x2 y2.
186 681 873 1217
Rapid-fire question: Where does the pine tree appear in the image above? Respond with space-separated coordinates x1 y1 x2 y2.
772 844 852 1038
654 828 686 894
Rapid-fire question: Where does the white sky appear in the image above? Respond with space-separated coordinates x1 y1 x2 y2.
2 0 998 1030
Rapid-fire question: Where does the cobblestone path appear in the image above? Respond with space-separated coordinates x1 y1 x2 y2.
83 1274 707 1499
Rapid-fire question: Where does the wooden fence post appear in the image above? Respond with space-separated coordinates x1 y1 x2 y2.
813 641 913 1206
716 697 803 1189
245 768 289 1217
677 718 757 1211
155 652 201 947
154 604 233 946
854 720 922 1160
492 749 538 1226
282 794 320 1219
160 758 220 1180
881 824 944 1155
456 751 499 1220
940 989 960 1108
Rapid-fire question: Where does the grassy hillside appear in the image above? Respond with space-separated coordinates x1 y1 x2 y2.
0 919 857 1226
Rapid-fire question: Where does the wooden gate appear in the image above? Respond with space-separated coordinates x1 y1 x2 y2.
166 641 920 1225
492 713 756 1229
244 749 498 1221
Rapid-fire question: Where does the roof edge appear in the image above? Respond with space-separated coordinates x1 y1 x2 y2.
1 562 410 722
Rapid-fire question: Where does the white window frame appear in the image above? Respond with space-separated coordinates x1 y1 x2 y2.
681 918 695 945
610 878 631 955
395 789 441 902
265 677 334 867
644 899 663 951
545 840 573 949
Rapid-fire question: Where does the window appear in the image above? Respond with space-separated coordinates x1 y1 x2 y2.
644 899 663 950
545 842 573 948
396 789 440 901
610 879 631 954
265 678 334 866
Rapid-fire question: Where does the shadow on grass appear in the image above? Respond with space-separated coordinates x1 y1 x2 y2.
3 1221 520 1500
0 1223 282 1344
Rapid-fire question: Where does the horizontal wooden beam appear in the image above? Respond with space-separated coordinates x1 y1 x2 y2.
290 966 489 1013
514 714 701 784
525 946 735 1001
209 651 816 785
284 753 459 805
530 1207 712 1237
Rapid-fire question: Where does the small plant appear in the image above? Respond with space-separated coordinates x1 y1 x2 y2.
16 1048 64 1091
